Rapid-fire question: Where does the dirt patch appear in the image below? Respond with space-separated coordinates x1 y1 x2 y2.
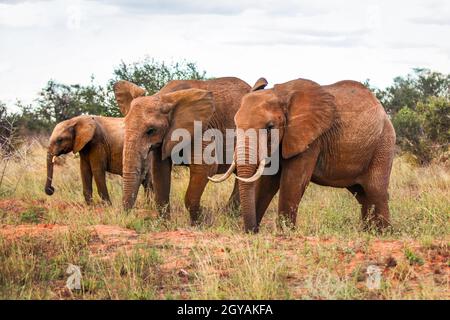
0 223 69 240
0 224 448 299
89 225 141 258
0 199 27 215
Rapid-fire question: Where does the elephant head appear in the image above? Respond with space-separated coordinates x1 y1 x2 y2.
45 116 96 196
216 78 336 232
113 80 215 210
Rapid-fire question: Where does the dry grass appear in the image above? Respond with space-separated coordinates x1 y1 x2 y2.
0 141 448 299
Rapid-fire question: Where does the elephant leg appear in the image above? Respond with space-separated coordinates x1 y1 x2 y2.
255 172 281 227
362 185 390 231
361 128 395 231
151 151 172 218
278 147 319 228
362 179 391 231
225 179 240 214
80 157 93 205
185 164 210 225
346 184 370 223
92 167 111 205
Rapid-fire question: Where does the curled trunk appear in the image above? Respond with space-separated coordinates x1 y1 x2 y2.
44 152 55 195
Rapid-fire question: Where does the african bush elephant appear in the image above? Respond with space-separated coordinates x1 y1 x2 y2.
45 115 152 205
212 78 396 233
113 77 251 224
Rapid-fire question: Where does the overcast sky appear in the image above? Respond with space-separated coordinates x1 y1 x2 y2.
0 0 449 109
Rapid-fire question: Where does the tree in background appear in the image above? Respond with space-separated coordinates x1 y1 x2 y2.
109 57 206 95
7 57 207 130
1 62 448 165
378 68 449 114
366 68 449 164
105 57 207 116
0 101 22 155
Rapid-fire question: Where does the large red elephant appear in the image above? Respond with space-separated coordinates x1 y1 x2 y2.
113 77 251 224
211 77 396 233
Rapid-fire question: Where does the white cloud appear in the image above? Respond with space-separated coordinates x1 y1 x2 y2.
0 0 449 110
95 0 331 16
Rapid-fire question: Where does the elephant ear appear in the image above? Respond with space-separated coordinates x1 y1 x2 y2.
113 80 146 116
160 88 215 160
73 117 96 153
281 86 336 159
251 77 268 91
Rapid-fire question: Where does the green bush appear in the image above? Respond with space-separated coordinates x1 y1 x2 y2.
392 96 450 164
5 57 208 134
392 107 430 163
2 64 448 165
368 68 449 164
418 96 450 145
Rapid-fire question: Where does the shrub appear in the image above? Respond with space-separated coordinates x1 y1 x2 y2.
418 96 450 145
7 58 208 133
368 69 449 164
392 97 450 164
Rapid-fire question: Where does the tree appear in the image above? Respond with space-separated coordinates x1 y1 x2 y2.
10 58 208 131
365 69 449 164
379 68 449 114
418 96 450 146
392 96 449 164
35 77 112 125
0 101 22 155
108 57 207 95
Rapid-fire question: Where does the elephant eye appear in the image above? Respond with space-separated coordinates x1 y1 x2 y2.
56 138 63 144
146 127 157 136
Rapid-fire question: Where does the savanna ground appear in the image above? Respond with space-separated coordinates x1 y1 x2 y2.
0 139 448 300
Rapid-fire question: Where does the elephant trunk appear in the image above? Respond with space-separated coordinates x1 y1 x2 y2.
44 151 55 195
235 135 258 233
122 139 142 211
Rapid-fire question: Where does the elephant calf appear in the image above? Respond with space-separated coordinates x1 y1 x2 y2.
45 115 152 205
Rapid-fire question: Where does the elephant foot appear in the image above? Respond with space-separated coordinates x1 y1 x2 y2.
156 204 171 220
244 224 259 234
189 207 204 226
190 218 202 227
362 216 392 234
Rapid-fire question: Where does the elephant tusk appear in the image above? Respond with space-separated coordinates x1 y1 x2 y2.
235 158 267 183
52 156 57 163
208 160 236 183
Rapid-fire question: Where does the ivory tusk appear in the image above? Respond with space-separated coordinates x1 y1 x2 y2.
235 158 267 183
208 160 236 183
52 156 57 163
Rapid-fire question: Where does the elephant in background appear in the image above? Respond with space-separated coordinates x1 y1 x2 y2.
45 115 152 205
213 78 396 233
113 77 252 224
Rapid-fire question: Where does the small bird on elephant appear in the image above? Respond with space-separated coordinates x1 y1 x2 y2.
44 115 152 205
